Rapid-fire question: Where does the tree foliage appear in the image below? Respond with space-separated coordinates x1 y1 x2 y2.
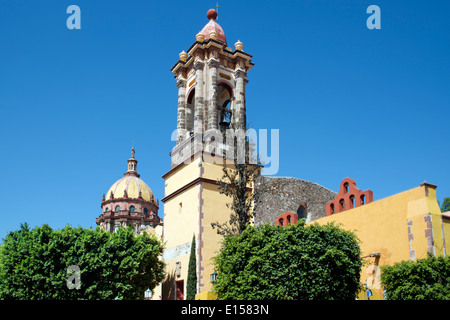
211 128 261 237
212 221 362 300
381 253 450 300
0 223 165 300
186 235 197 300
440 197 450 213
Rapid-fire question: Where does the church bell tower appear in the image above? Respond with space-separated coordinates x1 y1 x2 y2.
170 8 254 167
161 8 254 299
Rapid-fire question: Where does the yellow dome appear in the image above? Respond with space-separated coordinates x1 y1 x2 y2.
103 147 155 203
105 175 155 202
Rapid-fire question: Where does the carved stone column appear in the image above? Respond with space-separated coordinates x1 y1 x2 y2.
176 78 187 143
193 61 205 134
234 69 247 129
207 59 219 131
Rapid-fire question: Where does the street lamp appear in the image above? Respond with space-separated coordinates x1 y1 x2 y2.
144 288 153 300
210 271 218 283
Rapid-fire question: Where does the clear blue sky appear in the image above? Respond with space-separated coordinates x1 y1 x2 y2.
0 0 449 242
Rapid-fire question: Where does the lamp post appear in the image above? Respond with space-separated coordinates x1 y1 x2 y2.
144 288 153 300
210 271 218 283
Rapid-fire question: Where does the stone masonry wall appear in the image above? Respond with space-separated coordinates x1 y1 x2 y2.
254 176 337 225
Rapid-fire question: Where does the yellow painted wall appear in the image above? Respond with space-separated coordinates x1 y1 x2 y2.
311 184 447 300
162 153 237 299
164 186 200 250
164 157 202 196
199 181 234 293
162 155 203 299
198 160 257 293
426 187 446 256
195 291 218 300
162 184 200 299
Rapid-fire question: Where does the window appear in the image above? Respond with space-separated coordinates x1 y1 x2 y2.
144 208 148 215
339 199 345 211
350 195 355 209
115 205 121 212
129 205 135 212
344 183 349 193
361 194 366 205
297 204 307 219
186 89 196 133
330 203 335 214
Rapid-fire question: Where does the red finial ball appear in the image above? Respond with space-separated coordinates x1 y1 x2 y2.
207 9 217 20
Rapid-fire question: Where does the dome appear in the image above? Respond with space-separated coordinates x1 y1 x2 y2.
97 147 161 234
199 9 226 44
105 175 155 202
103 147 155 203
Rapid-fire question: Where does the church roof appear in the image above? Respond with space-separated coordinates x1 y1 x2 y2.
104 148 155 203
105 175 154 202
198 9 226 44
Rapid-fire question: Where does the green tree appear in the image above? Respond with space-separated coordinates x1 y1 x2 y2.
381 253 450 300
186 235 197 300
212 221 362 300
440 197 450 213
0 223 165 300
211 126 262 237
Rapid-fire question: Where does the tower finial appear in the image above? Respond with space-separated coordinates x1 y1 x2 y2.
216 1 219 20
207 8 217 21
131 146 135 159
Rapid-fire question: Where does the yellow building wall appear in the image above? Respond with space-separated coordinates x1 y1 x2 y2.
162 184 200 299
199 181 234 293
162 154 238 299
164 186 200 250
164 157 202 196
311 184 447 300
195 291 218 300
162 156 203 299
198 160 257 293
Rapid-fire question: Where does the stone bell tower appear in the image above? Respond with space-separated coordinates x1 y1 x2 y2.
161 8 254 299
170 8 254 167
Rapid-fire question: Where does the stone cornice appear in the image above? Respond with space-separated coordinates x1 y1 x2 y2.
171 38 254 75
101 197 159 208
